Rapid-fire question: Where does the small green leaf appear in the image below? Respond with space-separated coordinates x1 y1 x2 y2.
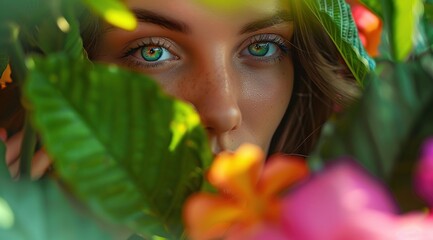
24 54 212 238
83 0 137 31
305 0 376 86
392 0 423 61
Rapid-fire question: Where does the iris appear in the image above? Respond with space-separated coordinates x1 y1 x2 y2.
141 46 163 61
248 43 270 56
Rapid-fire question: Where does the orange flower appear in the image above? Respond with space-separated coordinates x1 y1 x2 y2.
348 1 383 57
0 64 12 89
183 144 308 240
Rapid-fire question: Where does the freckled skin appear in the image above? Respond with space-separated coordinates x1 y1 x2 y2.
96 0 294 154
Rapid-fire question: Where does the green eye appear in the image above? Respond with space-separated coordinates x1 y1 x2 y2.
141 46 163 61
248 43 270 56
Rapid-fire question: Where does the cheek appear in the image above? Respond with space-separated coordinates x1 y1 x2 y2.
239 60 294 147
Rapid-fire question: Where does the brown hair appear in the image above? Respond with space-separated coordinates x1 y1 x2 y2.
269 1 360 156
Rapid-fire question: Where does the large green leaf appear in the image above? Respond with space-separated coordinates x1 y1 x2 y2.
23 54 212 238
0 160 113 239
310 53 433 180
305 0 376 86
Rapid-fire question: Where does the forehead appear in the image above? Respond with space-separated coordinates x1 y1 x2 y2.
124 0 291 24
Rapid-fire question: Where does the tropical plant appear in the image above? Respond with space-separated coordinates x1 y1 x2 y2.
1 0 211 239
1 0 432 239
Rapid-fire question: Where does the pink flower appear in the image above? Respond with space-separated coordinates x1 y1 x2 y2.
415 138 433 207
281 161 433 240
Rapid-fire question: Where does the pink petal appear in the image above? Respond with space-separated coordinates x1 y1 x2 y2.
392 213 433 239
281 161 397 239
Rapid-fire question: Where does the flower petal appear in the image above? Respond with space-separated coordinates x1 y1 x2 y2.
183 193 243 240
258 154 308 197
225 222 289 240
208 144 264 200
281 161 397 239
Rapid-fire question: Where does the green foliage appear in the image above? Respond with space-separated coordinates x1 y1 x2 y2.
382 0 424 61
423 1 433 47
305 0 376 86
83 0 137 30
2 0 432 237
0 141 4 169
23 54 212 238
1 0 212 238
359 0 383 18
310 0 433 210
311 57 433 177
0 0 84 84
426 1 433 20
0 50 7 77
0 160 113 240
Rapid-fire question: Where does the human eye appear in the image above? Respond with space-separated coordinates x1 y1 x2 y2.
121 37 179 68
240 34 291 63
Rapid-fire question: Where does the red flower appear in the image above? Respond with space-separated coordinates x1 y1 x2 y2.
348 1 383 57
282 161 433 240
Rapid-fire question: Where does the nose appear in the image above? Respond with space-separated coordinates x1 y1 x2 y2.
178 59 241 135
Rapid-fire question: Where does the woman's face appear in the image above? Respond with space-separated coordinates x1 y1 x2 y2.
96 0 294 154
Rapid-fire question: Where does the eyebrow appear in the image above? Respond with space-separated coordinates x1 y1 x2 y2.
121 9 292 35
131 9 191 33
239 11 294 34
